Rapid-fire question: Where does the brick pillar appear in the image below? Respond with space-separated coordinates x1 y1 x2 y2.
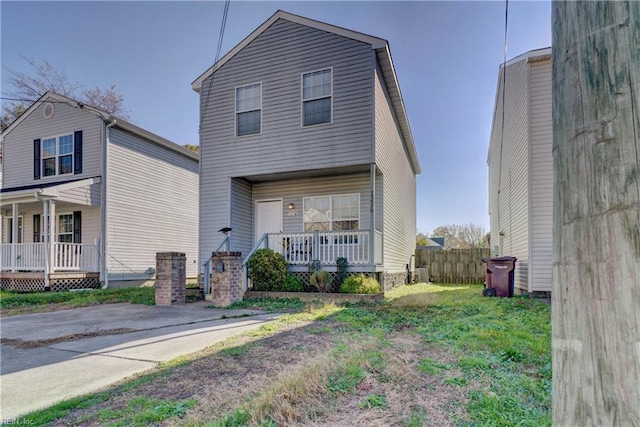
205 252 243 307
155 252 186 306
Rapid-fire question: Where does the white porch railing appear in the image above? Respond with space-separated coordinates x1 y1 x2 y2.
1 242 98 272
54 243 99 271
0 243 46 271
267 230 372 265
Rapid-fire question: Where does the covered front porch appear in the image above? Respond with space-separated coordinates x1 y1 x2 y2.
256 230 383 269
1 177 102 291
1 241 99 272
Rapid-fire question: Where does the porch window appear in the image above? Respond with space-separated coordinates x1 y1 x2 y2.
303 194 359 232
302 68 332 126
7 217 23 243
42 134 74 177
58 214 74 243
236 83 261 136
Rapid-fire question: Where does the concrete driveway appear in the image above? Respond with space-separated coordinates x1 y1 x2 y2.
0 302 279 420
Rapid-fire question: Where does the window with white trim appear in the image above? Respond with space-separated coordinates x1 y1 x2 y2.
235 83 262 136
58 214 74 243
302 69 332 126
303 194 359 232
42 134 74 177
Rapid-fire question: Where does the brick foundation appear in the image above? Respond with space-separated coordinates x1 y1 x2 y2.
206 252 244 307
155 252 186 306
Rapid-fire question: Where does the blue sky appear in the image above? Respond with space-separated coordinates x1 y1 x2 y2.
1 1 551 233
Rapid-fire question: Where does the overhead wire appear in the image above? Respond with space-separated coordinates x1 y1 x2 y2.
200 0 231 134
495 0 508 251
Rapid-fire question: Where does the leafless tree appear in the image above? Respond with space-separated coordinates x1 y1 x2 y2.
431 223 487 249
1 57 129 130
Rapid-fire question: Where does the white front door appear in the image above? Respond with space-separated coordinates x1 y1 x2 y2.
255 200 282 241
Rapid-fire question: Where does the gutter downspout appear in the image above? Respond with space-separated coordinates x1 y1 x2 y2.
34 190 50 289
101 118 117 289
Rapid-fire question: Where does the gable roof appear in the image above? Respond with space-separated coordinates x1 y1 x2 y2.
1 92 198 161
192 10 420 174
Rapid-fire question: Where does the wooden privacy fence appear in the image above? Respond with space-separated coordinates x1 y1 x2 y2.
415 248 490 284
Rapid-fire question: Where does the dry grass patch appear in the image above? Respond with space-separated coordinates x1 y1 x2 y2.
314 332 467 427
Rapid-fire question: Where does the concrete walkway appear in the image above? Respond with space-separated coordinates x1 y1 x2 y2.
0 302 279 420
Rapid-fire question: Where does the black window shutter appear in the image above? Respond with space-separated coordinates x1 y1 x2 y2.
74 130 83 174
33 214 41 243
73 211 82 243
8 218 13 244
34 139 41 180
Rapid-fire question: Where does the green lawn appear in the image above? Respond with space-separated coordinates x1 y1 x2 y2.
14 283 551 426
0 287 156 316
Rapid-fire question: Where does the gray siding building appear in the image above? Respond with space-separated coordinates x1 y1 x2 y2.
193 11 420 289
487 48 552 294
1 92 199 290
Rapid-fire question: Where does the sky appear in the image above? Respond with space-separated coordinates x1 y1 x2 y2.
1 1 552 234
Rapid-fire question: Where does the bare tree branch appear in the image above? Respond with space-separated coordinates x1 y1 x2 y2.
1 57 129 130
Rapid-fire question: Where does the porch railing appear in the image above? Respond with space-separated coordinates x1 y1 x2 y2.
268 230 372 265
54 243 99 271
0 243 46 271
1 242 98 272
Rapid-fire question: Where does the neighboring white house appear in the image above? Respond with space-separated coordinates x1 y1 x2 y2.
0 92 199 291
487 47 552 294
192 10 421 290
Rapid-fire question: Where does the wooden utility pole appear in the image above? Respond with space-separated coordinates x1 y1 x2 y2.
552 1 640 425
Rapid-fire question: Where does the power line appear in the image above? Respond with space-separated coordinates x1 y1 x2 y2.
200 0 231 134
496 0 508 248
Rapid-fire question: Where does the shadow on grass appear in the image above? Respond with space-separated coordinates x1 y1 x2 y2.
20 282 551 426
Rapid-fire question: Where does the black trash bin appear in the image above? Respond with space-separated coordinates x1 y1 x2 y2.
481 256 517 297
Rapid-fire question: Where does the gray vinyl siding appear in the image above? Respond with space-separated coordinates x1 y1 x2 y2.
57 183 101 207
107 127 199 279
487 59 530 291
254 174 371 230
374 66 416 273
3 205 100 246
230 178 253 256
2 99 102 188
529 60 553 292
199 18 374 264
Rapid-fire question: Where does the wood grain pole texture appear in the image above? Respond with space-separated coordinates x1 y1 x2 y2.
552 1 640 426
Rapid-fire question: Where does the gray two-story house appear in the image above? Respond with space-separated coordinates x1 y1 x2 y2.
1 92 199 291
193 11 421 289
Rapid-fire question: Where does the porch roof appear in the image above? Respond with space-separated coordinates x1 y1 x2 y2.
0 176 101 207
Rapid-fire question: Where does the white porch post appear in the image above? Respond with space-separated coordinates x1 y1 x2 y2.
369 164 376 266
11 203 19 272
49 200 56 273
42 200 50 288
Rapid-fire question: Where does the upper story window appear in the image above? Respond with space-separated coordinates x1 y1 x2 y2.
303 193 359 232
34 130 82 180
302 68 332 126
236 83 262 136
42 134 73 177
